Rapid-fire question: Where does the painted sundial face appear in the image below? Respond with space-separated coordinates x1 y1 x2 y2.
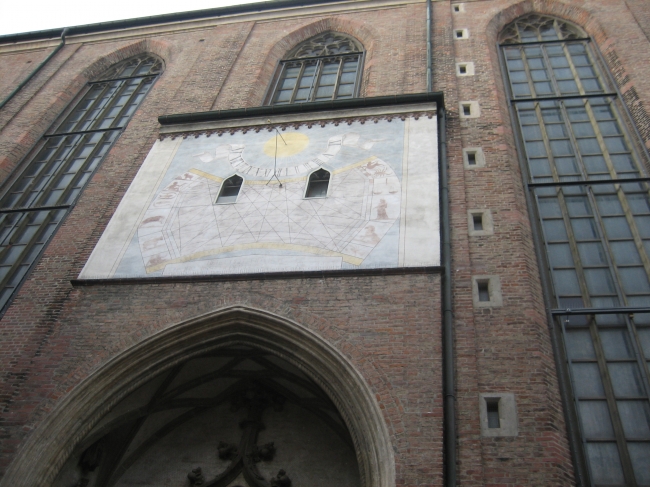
80 114 442 281
262 132 310 159
205 128 349 178
225 130 329 177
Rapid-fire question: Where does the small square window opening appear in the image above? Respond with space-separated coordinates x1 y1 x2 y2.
477 280 490 302
453 5 460 12
472 214 484 231
472 275 502 307
456 62 474 77
480 392 516 436
486 399 501 428
463 147 484 168
468 209 493 236
459 101 480 118
456 30 464 38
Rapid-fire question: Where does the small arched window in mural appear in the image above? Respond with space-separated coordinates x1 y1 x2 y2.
305 169 330 198
216 175 244 204
270 32 363 105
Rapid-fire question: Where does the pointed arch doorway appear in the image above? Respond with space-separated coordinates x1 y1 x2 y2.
2 307 394 487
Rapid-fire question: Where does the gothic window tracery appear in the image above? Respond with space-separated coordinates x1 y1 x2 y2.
499 14 650 487
0 55 162 313
269 32 363 105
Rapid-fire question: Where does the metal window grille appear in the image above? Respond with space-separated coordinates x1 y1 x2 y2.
499 15 650 487
0 55 162 312
270 32 364 105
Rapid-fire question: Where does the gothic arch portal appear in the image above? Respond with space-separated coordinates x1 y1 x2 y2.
0 306 395 487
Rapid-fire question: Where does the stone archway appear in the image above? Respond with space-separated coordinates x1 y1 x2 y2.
0 306 395 487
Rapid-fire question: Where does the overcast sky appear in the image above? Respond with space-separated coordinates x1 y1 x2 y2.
0 0 268 36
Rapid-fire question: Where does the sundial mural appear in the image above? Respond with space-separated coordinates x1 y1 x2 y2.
80 110 440 279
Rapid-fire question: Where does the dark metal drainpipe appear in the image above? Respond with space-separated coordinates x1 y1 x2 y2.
426 0 432 92
0 27 70 111
427 0 456 484
439 106 455 487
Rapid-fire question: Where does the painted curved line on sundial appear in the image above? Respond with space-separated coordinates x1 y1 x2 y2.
218 132 374 178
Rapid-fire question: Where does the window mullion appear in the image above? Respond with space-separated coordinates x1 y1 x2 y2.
607 98 650 176
269 63 287 105
529 103 593 306
29 134 88 208
561 42 592 97
19 135 84 209
331 58 344 101
628 314 650 398
517 46 538 98
353 53 364 98
309 59 324 102
616 184 650 283
555 189 593 306
578 100 650 287
91 79 131 130
0 210 56 291
289 62 306 104
557 100 590 181
106 80 141 129
0 137 65 209
559 316 593 475
588 317 639 487
52 132 114 207
81 81 123 132
581 100 618 178
584 185 629 303
533 102 562 182
541 44 562 97
61 82 114 134
121 77 156 125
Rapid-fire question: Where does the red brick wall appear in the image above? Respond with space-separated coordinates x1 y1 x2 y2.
0 47 52 101
1 0 650 485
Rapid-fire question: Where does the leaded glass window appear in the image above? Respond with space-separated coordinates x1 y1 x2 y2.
499 14 650 487
270 32 363 105
0 55 162 312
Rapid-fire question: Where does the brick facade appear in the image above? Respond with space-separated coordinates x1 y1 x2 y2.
1 0 649 485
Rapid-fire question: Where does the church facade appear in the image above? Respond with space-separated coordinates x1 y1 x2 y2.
0 0 649 486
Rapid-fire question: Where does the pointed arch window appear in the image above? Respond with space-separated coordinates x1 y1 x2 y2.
305 169 330 198
216 175 244 204
0 55 162 312
499 14 650 487
269 32 364 105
